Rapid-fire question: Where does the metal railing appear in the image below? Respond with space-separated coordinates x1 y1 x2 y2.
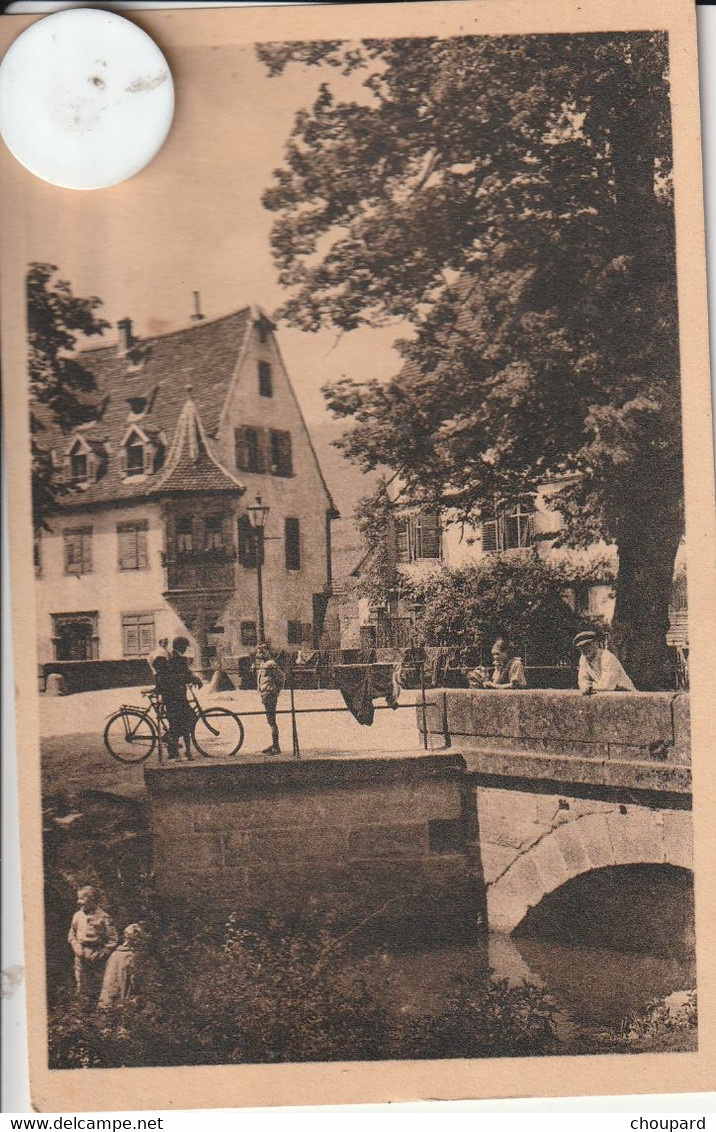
215 661 437 761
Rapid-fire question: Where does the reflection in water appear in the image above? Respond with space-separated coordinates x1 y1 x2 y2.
362 934 694 1032
492 934 695 1027
360 864 696 1034
497 863 696 1028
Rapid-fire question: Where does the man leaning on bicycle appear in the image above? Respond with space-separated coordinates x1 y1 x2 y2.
153 636 203 760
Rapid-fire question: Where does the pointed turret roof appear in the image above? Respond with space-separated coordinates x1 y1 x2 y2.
152 392 245 496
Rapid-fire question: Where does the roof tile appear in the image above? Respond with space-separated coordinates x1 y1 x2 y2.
39 308 252 507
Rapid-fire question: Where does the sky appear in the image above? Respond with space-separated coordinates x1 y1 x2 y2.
13 41 405 527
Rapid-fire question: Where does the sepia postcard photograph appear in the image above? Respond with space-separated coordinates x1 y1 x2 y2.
1 0 715 1112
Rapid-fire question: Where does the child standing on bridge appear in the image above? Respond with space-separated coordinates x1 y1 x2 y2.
254 643 285 755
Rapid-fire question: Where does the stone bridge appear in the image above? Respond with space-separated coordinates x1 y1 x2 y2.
419 689 691 933
146 690 691 944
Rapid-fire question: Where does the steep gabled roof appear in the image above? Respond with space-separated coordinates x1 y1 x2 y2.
42 308 253 507
152 394 245 496
79 307 253 438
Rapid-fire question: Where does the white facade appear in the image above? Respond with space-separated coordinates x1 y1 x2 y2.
35 307 336 671
35 502 178 663
214 315 333 650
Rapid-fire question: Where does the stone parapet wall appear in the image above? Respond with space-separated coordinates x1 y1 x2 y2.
417 689 691 795
146 754 483 945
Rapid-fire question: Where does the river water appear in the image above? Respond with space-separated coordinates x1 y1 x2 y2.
357 933 694 1032
357 863 696 1035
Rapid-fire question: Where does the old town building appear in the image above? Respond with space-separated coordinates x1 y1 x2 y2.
337 474 687 673
35 304 338 674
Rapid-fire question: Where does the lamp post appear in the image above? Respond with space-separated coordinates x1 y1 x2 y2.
246 494 270 644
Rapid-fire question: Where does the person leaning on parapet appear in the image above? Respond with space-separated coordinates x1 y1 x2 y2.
154 636 203 760
253 642 285 755
479 638 527 689
574 630 635 694
68 885 118 1002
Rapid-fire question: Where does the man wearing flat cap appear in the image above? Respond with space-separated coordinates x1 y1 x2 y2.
574 630 635 694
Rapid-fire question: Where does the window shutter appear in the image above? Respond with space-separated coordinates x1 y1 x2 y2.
118 527 134 570
234 427 247 471
238 517 257 569
82 530 93 572
245 428 258 473
139 619 155 654
285 517 301 571
482 519 498 553
281 432 293 476
258 361 273 397
269 430 293 476
420 512 441 558
395 517 410 563
123 618 139 656
257 429 270 474
64 534 76 573
269 430 280 474
137 526 149 568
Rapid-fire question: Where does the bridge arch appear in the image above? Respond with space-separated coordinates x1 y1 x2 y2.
486 805 692 934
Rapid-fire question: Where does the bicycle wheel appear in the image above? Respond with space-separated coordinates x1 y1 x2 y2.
193 708 245 758
104 708 158 764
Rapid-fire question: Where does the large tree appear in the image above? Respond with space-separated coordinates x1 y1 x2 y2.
259 33 682 689
28 263 108 529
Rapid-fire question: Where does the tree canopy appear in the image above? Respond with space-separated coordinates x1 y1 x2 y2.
259 33 683 687
28 263 108 529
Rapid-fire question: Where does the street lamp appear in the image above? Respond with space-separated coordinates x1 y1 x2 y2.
246 495 270 644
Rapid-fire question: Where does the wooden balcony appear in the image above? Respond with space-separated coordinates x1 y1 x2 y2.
162 546 237 593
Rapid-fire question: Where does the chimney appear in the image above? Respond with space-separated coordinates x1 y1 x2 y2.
190 291 205 322
117 317 134 355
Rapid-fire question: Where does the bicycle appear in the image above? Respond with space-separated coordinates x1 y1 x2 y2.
104 686 245 764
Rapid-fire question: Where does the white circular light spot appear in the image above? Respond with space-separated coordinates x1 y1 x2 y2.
0 9 174 190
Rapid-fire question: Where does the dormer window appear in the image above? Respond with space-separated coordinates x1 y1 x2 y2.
65 436 95 485
120 426 156 478
70 450 89 483
126 439 145 475
256 314 275 344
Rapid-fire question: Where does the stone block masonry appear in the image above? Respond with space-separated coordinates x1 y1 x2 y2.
146 692 693 942
479 788 692 932
145 753 485 947
412 689 693 933
417 689 691 796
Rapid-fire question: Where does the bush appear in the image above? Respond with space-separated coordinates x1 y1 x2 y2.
586 990 697 1054
48 910 560 1068
410 554 598 662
